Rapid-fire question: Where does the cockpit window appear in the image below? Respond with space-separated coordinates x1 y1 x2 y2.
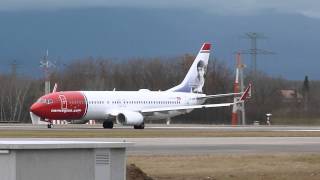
37 98 46 104
37 98 53 104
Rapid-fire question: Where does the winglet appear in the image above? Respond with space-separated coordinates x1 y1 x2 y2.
240 83 252 101
52 83 58 93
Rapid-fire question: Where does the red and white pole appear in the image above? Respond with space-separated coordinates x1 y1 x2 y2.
231 53 241 126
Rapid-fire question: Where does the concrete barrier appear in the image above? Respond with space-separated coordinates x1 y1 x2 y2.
0 140 132 180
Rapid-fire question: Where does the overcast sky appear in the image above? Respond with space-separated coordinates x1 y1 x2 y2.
1 0 320 19
0 1 319 79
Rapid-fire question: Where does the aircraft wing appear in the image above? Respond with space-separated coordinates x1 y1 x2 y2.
197 92 242 99
141 102 237 113
199 83 252 100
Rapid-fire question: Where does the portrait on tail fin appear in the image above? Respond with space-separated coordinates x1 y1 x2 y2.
167 43 211 93
192 60 207 93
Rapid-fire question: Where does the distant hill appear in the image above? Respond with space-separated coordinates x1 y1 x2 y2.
0 8 319 80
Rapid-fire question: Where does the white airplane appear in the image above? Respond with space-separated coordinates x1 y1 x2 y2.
30 43 251 129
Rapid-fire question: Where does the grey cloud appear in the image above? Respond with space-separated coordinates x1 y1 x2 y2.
1 0 320 18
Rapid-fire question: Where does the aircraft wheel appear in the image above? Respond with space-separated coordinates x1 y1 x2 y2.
103 121 114 129
134 123 145 129
47 123 53 129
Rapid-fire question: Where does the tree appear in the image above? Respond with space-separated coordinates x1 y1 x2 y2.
302 75 310 111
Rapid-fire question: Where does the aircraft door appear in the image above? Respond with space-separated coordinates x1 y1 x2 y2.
59 95 68 109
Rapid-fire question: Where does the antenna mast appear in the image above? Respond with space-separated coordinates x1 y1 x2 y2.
40 50 55 94
240 32 273 77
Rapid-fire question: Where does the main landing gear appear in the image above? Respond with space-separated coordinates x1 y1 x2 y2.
102 121 145 129
134 123 145 129
103 120 114 129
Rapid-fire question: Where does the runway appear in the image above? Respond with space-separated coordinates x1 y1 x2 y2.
1 137 319 155
111 137 320 155
126 137 320 155
0 124 320 155
1 123 320 132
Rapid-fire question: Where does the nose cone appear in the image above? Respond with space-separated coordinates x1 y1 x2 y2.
30 103 42 117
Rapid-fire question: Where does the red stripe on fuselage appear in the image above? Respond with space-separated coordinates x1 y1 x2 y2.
30 91 87 120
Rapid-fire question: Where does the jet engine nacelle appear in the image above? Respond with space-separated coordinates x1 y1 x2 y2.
116 111 144 125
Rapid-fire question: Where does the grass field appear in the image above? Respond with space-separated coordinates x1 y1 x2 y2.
128 154 320 180
0 129 320 138
273 118 320 125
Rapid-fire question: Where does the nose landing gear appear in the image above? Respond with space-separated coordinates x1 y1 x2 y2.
47 120 53 128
